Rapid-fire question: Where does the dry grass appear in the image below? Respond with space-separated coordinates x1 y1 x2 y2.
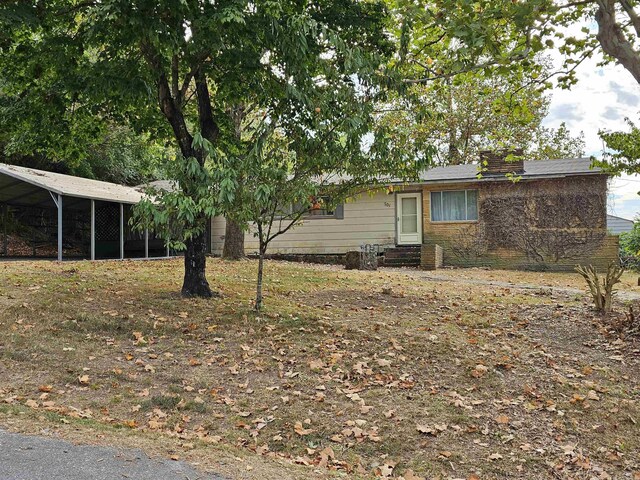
0 258 639 480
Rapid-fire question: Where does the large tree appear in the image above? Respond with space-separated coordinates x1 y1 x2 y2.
376 0 595 167
0 0 397 297
377 68 584 165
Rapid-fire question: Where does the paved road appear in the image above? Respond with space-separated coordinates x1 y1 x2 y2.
0 429 224 480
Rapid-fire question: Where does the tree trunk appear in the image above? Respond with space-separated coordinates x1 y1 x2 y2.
222 218 245 260
142 43 216 299
445 79 461 165
223 105 247 261
595 0 640 85
254 247 266 311
182 228 214 298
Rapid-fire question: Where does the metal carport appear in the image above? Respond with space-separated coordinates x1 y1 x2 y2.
0 163 168 261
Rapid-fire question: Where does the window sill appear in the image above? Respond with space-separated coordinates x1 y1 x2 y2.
302 215 339 220
429 220 478 224
274 214 338 220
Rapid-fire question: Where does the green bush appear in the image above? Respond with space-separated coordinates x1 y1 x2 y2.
619 221 640 270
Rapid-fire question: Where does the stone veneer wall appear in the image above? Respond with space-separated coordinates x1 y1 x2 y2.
421 175 618 271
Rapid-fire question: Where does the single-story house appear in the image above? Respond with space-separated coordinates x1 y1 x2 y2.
607 214 634 235
211 153 619 271
1 155 620 270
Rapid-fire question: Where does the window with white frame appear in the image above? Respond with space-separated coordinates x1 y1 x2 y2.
430 190 478 222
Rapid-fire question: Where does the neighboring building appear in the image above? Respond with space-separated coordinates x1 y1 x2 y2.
211 153 619 271
607 214 634 235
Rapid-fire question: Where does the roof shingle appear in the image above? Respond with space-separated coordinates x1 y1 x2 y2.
413 157 601 184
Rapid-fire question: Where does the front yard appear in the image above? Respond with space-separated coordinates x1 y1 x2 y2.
0 259 639 480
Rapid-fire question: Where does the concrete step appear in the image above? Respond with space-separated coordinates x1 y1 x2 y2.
383 257 421 267
384 251 420 259
383 245 421 267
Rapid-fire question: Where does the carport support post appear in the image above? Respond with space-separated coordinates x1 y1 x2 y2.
2 203 7 256
165 221 170 258
90 200 95 261
119 203 124 260
57 194 62 261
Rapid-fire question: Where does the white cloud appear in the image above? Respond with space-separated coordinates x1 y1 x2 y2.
543 62 639 156
609 175 640 220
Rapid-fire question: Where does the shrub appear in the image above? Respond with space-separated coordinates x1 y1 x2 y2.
619 221 640 271
576 263 624 313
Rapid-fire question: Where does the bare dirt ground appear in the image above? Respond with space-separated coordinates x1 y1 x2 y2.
0 259 639 480
399 266 640 295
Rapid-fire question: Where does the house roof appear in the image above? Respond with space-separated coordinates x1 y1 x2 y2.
607 214 634 234
0 157 602 209
406 157 602 185
0 163 146 205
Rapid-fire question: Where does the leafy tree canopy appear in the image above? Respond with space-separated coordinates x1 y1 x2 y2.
0 118 166 185
377 68 584 165
386 0 640 88
530 122 585 161
596 118 640 175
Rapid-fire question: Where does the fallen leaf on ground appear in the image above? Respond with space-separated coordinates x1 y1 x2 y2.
495 414 509 424
294 421 315 436
399 469 425 480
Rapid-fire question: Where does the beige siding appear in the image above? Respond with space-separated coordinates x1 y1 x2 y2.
211 190 396 255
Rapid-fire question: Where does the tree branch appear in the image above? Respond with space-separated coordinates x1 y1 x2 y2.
403 46 533 84
595 0 640 83
140 40 194 158
619 0 640 37
555 0 597 9
509 43 598 96
194 69 219 148
171 55 179 104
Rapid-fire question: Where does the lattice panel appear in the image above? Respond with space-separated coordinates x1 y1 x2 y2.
95 204 120 241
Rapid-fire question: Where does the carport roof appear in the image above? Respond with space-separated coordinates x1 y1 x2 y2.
0 163 146 205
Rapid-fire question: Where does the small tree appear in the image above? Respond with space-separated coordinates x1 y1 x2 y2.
249 173 365 311
199 100 428 310
618 219 640 270
595 119 640 176
576 263 624 314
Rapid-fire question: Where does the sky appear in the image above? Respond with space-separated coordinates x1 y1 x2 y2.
542 40 640 221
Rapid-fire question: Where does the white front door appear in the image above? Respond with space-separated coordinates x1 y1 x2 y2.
396 193 422 245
